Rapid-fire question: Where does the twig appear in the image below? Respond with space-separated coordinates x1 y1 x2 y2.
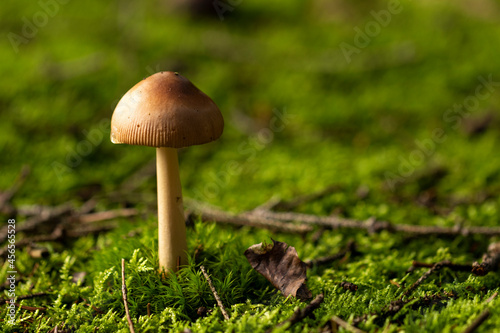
403 260 470 298
5 301 46 312
200 265 230 321
1 202 134 245
77 208 138 223
187 199 500 238
0 203 73 243
330 316 367 333
352 293 451 327
0 292 49 304
406 260 471 276
472 242 500 276
462 309 490 333
187 202 312 234
406 260 434 273
485 291 498 303
121 259 136 333
268 293 324 332
0 224 115 257
352 258 477 327
258 210 500 236
351 261 467 324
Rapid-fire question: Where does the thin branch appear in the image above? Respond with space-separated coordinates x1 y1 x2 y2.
187 199 500 238
406 260 434 273
352 257 480 327
462 309 490 333
406 260 471 276
0 203 73 243
0 292 49 304
268 293 324 332
352 293 452 327
187 202 312 234
485 291 498 303
402 260 471 298
77 208 138 223
121 259 136 333
0 224 114 257
0 165 30 214
330 316 367 333
6 301 46 312
200 265 230 321
472 242 500 276
257 210 500 236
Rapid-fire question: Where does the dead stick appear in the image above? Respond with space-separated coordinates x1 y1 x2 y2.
77 208 138 223
330 316 367 333
269 294 324 332
462 309 490 333
407 260 471 274
121 259 136 333
5 301 46 312
353 293 453 327
259 210 500 236
200 265 230 321
0 224 115 257
190 203 312 234
402 260 470 298
0 292 49 304
0 203 73 242
188 200 500 238
403 261 451 298
353 256 478 326
485 292 498 303
472 243 500 276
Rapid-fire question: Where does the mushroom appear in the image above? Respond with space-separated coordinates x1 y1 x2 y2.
110 71 224 274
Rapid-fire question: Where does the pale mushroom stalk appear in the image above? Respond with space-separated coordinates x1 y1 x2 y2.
156 147 187 272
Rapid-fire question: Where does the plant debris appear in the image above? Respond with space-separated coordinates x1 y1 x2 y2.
340 281 358 292
187 197 500 238
200 265 230 320
462 309 490 333
121 259 136 333
244 239 312 301
268 293 324 332
472 242 500 276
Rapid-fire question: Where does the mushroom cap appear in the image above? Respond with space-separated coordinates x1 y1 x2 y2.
111 71 224 148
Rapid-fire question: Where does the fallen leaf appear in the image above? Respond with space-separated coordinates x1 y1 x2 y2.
244 239 312 301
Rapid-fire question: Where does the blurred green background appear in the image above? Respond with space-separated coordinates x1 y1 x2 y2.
1 0 500 220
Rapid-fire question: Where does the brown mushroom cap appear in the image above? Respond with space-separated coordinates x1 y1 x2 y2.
111 71 224 148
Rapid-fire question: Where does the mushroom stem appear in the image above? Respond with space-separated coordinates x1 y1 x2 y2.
156 147 187 274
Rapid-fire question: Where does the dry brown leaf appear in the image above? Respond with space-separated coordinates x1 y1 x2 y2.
244 239 312 301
